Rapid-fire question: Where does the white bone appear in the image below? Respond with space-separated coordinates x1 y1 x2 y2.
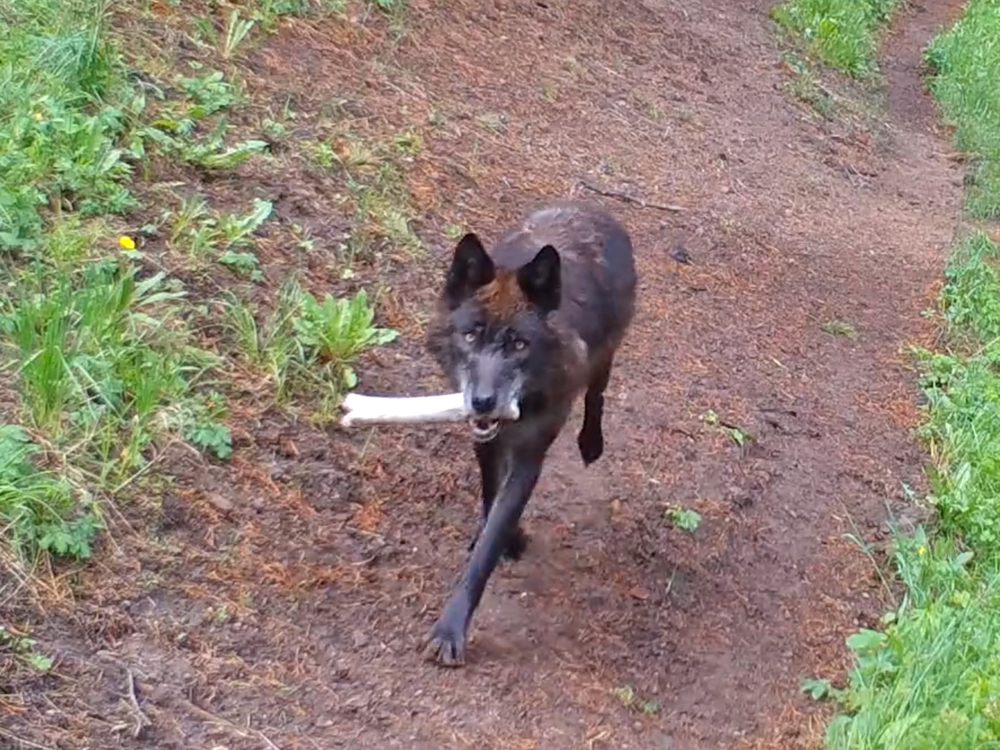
339 392 520 427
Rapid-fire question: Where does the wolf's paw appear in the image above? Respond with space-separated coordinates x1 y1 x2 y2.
577 424 605 466
423 618 467 667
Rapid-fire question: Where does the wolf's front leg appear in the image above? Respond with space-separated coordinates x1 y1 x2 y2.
424 450 545 667
467 440 527 559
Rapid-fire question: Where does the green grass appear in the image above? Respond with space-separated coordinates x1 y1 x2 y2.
0 0 400 573
822 234 1000 750
770 0 900 77
925 0 1000 220
221 279 398 417
809 3 1000 746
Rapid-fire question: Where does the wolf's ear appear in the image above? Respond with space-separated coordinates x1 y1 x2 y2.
517 244 561 313
444 233 496 310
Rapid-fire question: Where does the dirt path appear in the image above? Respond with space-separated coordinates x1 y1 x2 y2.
5 1 969 749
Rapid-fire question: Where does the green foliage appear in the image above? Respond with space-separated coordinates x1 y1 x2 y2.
0 256 215 480
770 0 900 77
826 536 1000 749
665 506 701 533
914 235 1000 548
178 392 232 460
0 0 405 576
824 233 1000 749
0 425 99 561
0 0 140 251
0 625 55 672
925 0 1000 219
223 281 398 411
292 288 398 389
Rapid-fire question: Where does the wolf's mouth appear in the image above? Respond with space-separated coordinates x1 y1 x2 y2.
469 418 501 443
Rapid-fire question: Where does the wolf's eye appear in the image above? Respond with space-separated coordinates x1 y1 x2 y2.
464 331 477 343
513 339 527 351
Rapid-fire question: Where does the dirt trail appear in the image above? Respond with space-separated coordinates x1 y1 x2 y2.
5 1 970 749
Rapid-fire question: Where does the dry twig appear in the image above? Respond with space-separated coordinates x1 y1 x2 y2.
574 180 686 212
0 727 56 750
126 669 152 739
177 698 283 750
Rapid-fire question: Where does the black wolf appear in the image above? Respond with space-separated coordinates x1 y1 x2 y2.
423 200 638 666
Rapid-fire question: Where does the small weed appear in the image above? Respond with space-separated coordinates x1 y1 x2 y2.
141 122 269 171
822 319 857 338
219 250 263 280
222 280 397 411
165 197 271 277
177 392 232 460
0 425 100 561
611 685 660 716
222 10 257 58
222 284 302 400
190 16 218 47
176 69 244 117
0 626 54 673
665 506 701 533
292 288 399 390
700 409 751 450
801 676 846 703
219 198 273 250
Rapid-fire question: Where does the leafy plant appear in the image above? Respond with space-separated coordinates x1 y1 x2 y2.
0 425 100 561
175 70 243 117
178 392 233 460
665 506 701 533
801 676 846 703
0 625 55 672
292 288 398 389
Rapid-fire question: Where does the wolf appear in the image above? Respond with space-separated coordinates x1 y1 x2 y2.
423 200 638 666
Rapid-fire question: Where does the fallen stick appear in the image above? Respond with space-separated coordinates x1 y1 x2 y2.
339 392 520 427
126 669 152 739
575 179 686 212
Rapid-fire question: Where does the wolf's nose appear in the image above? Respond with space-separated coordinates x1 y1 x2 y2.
471 395 497 415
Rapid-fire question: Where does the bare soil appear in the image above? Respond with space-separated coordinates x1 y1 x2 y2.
1 1 971 748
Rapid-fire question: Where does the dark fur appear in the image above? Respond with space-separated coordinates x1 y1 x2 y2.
423 200 637 666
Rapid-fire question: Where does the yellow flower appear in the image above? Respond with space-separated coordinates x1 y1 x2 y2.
918 546 927 555
118 235 136 250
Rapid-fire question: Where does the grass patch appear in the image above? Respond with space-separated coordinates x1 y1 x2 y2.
925 0 1000 220
822 233 1000 749
0 0 400 575
222 280 397 418
310 129 425 264
770 0 900 77
812 4 1000 747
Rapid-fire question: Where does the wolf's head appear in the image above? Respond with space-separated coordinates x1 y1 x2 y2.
429 233 562 443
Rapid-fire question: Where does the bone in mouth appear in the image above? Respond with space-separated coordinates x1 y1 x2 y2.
340 392 520 428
